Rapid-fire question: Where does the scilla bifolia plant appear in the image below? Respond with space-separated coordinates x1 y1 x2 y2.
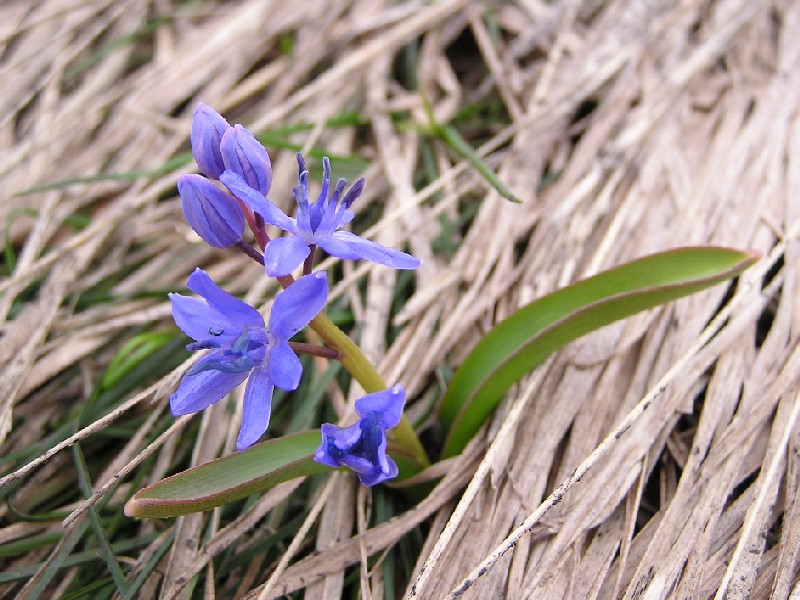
124 104 758 518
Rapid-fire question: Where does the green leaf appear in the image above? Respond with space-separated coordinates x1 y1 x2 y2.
124 432 331 518
439 246 760 458
100 331 176 390
421 97 521 203
434 123 522 203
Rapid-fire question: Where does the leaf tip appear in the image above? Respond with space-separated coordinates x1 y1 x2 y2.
123 497 146 518
745 249 763 262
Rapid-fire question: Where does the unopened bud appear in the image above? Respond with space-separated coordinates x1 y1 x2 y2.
178 174 244 248
220 125 272 196
191 103 231 179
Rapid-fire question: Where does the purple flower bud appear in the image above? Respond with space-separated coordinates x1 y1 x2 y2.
220 125 272 196
191 103 231 179
178 174 245 248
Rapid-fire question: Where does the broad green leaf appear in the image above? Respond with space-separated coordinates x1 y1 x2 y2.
124 432 330 518
440 247 759 458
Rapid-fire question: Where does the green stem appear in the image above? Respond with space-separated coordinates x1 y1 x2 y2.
309 313 430 468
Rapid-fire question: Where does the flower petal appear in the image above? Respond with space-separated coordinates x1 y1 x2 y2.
220 170 296 232
314 177 347 234
342 428 397 487
170 367 248 415
191 103 230 179
331 422 363 450
220 124 272 196
269 272 328 340
312 235 362 260
186 269 264 328
315 422 361 466
236 367 274 450
324 231 421 269
375 432 399 480
315 423 348 468
338 210 355 227
355 385 405 429
268 339 303 390
170 293 239 343
179 174 244 248
339 454 375 478
263 236 310 277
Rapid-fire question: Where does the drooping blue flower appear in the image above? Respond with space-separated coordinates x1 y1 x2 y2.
314 385 406 486
178 174 245 248
220 154 421 277
170 268 328 450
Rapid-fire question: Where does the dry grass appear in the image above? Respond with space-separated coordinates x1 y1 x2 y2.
1 0 798 598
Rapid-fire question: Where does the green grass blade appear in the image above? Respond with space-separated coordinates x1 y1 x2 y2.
73 444 129 595
435 123 522 203
100 331 176 390
421 96 521 203
19 519 89 598
439 246 760 458
124 431 331 518
121 529 175 600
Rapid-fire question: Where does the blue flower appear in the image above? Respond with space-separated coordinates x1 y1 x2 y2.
220 154 421 277
314 385 406 486
170 268 328 450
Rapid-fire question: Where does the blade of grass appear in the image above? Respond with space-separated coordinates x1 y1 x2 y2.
16 112 369 196
65 16 174 80
14 518 89 597
72 444 129 595
121 529 175 600
3 208 38 275
59 579 114 600
0 532 64 558
0 533 158 585
434 123 521 203
15 155 191 195
422 98 521 203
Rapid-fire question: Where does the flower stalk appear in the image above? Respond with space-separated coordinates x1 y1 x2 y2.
308 312 430 468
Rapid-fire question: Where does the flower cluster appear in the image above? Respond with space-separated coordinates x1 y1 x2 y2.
178 104 273 249
170 103 419 485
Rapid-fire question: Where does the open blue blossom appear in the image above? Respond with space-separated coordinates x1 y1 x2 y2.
314 385 406 486
170 268 328 450
220 154 421 277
